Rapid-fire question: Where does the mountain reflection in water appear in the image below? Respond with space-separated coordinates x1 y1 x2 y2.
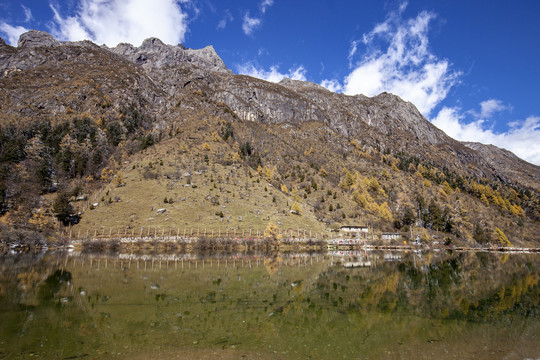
0 250 538 359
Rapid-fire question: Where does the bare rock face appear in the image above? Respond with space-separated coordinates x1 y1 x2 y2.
464 142 540 188
110 37 231 73
17 30 60 48
207 73 448 146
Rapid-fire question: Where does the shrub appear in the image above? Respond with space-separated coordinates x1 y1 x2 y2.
141 133 155 150
52 192 79 226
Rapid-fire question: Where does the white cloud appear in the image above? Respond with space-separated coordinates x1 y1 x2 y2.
343 4 460 116
260 0 274 14
242 12 261 36
347 40 359 68
478 99 508 119
49 0 189 46
237 63 307 83
0 22 29 45
432 106 540 165
22 4 33 22
341 3 539 164
242 0 273 36
217 9 233 30
321 79 343 93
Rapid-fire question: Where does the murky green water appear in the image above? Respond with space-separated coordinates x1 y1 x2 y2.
0 250 538 359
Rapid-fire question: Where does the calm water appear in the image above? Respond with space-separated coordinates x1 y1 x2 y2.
0 250 538 359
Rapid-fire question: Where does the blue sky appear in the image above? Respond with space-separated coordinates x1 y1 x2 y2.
1 0 539 164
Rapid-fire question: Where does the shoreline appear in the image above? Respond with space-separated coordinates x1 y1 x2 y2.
2 236 539 255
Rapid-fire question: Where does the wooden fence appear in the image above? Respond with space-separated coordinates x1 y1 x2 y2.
63 226 333 242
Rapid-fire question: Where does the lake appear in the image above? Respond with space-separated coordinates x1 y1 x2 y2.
0 249 538 359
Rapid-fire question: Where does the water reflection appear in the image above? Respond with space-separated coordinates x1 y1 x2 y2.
0 250 538 359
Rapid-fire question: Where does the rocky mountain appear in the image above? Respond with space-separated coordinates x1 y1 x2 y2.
0 30 538 246
110 37 230 74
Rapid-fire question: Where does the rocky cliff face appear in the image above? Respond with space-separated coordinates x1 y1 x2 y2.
110 37 231 73
0 30 538 190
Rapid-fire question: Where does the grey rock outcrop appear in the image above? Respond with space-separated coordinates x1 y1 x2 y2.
206 73 448 146
18 30 60 48
110 37 231 73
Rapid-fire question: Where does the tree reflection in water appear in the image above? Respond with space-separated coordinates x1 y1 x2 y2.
0 250 538 359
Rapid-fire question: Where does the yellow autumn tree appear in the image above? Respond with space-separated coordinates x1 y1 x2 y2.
509 204 525 217
480 193 489 205
442 181 453 195
232 152 242 162
438 188 447 200
377 202 393 222
290 201 301 215
339 169 354 190
113 172 125 186
264 221 282 241
28 208 51 228
495 227 512 247
100 168 115 182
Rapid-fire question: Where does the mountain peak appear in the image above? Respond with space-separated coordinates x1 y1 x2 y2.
140 37 166 50
111 36 231 73
18 30 60 48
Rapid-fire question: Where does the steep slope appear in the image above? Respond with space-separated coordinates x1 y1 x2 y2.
137 58 539 190
0 31 538 246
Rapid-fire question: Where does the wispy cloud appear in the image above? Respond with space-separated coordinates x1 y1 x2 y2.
432 106 540 165
320 79 342 93
49 0 189 46
477 99 509 119
260 0 274 14
0 22 29 45
242 0 274 36
343 3 460 116
242 12 261 36
21 4 33 22
217 9 233 30
237 62 306 83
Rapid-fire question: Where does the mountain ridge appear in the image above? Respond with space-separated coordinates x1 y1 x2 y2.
0 31 538 246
